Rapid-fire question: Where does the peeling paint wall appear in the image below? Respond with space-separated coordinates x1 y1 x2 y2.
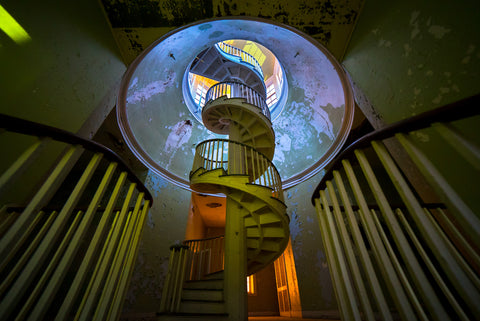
100 0 364 64
343 0 480 217
343 0 480 124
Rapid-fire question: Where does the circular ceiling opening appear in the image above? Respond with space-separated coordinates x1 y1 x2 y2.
183 39 287 124
117 17 354 191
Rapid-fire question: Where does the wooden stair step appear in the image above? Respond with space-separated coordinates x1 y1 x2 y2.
262 226 285 238
179 301 226 314
182 289 224 301
183 279 223 290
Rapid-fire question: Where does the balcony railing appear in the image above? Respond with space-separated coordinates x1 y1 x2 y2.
191 139 283 202
215 42 264 79
205 81 271 120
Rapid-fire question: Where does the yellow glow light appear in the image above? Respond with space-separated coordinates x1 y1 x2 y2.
0 5 31 44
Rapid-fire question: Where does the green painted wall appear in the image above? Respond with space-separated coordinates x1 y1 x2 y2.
0 0 125 134
343 0 480 221
343 0 480 123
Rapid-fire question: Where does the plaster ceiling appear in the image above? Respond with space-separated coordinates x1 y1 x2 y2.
99 0 364 65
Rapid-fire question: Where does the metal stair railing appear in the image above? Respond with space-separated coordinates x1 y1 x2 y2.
191 138 283 202
205 81 270 119
215 41 264 79
311 94 480 321
0 113 153 321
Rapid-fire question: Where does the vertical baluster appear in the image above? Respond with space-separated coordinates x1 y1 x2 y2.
215 140 219 169
76 183 137 321
256 150 261 184
103 199 151 321
325 180 376 321
343 159 416 321
396 209 471 321
369 208 429 321
432 122 480 170
28 159 119 321
433 208 480 270
355 148 446 320
250 148 255 183
0 145 82 261
333 170 393 320
0 138 47 195
0 151 101 321
395 133 479 244
56 172 128 320
315 193 361 321
374 138 480 314
159 247 176 312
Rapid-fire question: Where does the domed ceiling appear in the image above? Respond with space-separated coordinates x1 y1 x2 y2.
117 18 354 190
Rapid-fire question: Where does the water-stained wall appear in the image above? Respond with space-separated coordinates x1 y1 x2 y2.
100 0 364 64
343 0 480 124
343 0 480 220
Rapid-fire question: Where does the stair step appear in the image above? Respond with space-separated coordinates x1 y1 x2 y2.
158 313 229 321
263 226 285 238
259 213 281 225
261 240 282 252
182 289 224 301
184 279 223 290
246 227 260 238
244 216 258 227
179 300 226 314
203 270 224 280
246 238 259 249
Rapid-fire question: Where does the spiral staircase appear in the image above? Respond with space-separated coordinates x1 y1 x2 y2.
159 42 289 320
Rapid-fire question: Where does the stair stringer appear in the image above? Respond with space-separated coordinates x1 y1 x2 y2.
202 97 275 160
190 168 289 275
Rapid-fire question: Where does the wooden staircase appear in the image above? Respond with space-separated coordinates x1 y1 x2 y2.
161 41 288 319
159 271 228 320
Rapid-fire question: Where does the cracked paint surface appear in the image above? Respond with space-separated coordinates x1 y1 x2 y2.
100 0 364 64
119 18 351 185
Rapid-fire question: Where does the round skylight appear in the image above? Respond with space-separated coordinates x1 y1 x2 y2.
183 39 287 124
117 18 354 190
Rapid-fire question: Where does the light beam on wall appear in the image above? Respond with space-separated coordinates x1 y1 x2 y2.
0 5 31 44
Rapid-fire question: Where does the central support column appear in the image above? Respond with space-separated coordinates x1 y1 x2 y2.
224 195 247 321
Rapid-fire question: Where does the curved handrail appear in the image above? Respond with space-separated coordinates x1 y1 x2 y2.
311 93 480 205
191 138 283 202
205 81 270 120
183 234 225 245
0 113 153 203
215 42 264 78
